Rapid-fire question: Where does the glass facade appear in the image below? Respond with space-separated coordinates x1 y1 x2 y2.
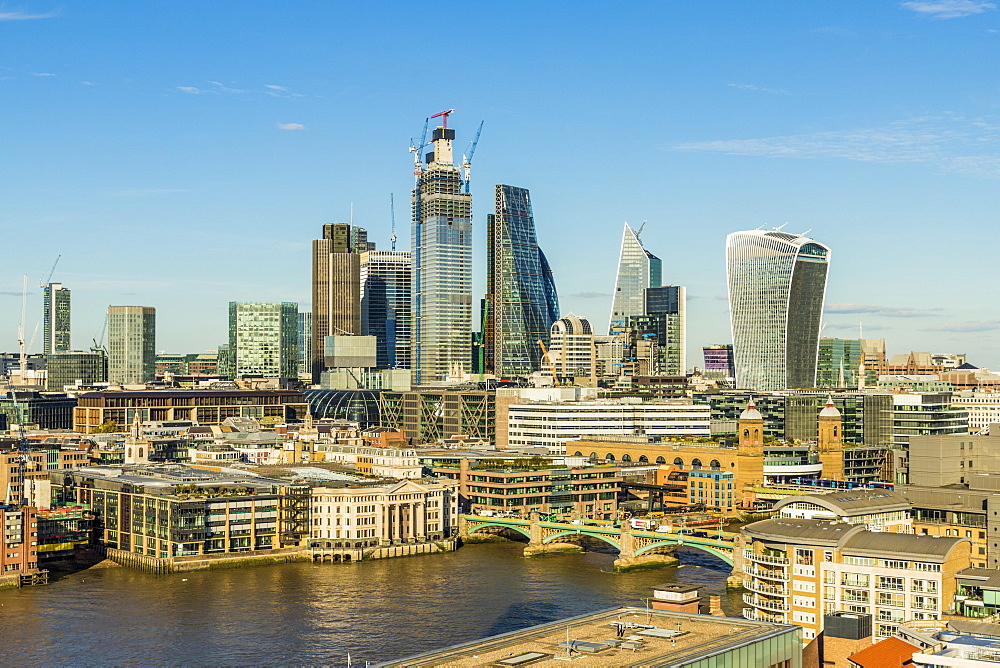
228 302 298 378
609 222 661 333
43 283 71 355
411 123 473 384
727 231 830 391
483 184 560 379
703 344 735 379
107 306 156 384
297 311 312 378
628 285 686 375
45 351 108 391
817 338 863 388
361 250 412 369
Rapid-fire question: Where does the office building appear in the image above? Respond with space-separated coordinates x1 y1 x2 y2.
482 184 560 379
312 223 368 382
410 117 473 384
360 250 412 369
45 350 107 391
379 388 494 444
703 344 735 379
297 312 312 379
609 222 661 333
817 338 864 388
42 283 71 355
727 230 830 391
547 314 595 381
628 285 686 375
228 302 298 379
107 306 156 384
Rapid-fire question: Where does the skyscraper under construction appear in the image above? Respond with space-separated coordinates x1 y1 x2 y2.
411 112 473 384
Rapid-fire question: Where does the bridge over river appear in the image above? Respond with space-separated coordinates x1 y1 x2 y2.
461 513 745 577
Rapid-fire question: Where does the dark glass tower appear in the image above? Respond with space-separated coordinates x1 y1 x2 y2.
482 184 560 378
43 283 71 355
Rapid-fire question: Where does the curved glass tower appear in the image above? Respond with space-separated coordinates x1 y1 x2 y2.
726 230 830 391
609 222 661 333
483 184 560 378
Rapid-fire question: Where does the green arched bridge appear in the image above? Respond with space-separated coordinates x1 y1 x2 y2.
461 513 739 569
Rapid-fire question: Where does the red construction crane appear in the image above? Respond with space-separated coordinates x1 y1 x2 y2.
430 108 455 129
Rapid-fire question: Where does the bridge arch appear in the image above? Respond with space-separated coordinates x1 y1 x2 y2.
543 530 621 551
465 522 532 541
634 540 734 566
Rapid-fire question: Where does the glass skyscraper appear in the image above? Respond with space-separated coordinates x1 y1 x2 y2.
228 302 298 379
43 283 71 355
361 250 412 369
726 230 830 391
609 222 661 333
482 184 560 379
411 120 472 384
628 285 686 375
107 306 156 384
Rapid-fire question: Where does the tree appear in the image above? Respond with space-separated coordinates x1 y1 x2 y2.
93 420 121 434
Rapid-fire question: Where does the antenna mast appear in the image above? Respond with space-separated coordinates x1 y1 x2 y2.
390 194 397 251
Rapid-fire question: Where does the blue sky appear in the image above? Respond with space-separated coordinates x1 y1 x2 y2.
3 1 1000 367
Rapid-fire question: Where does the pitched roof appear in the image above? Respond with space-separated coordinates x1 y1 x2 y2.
848 636 918 667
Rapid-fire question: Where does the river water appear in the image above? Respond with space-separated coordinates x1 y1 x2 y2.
1 541 739 666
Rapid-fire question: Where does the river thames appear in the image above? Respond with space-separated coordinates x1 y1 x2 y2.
2 541 738 665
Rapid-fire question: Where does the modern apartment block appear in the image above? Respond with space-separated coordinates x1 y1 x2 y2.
360 250 412 369
504 400 711 453
410 118 473 384
52 465 310 563
107 306 156 384
726 230 830 391
228 301 298 379
0 505 40 584
482 184 560 379
741 518 970 640
42 283 71 355
609 222 661 333
312 223 369 382
308 478 458 549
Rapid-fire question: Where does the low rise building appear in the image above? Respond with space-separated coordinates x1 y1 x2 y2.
741 518 971 641
379 388 495 444
315 443 421 478
772 489 912 533
0 504 41 586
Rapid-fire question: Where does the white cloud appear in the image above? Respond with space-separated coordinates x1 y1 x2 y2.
0 10 57 20
265 84 288 92
30 72 55 77
727 83 789 95
276 122 305 131
825 303 940 318
900 0 996 18
81 81 96 86
264 83 303 98
177 86 206 94
208 80 244 94
675 114 1000 178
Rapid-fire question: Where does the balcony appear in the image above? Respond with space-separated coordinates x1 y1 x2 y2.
744 549 789 565
745 566 790 582
743 592 789 612
743 579 788 596
742 607 787 624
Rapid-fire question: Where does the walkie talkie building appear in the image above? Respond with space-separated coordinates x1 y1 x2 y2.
726 229 830 391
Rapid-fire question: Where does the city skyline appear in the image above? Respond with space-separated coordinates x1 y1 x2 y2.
5 2 1000 366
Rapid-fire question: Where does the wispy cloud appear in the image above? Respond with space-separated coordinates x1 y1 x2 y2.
0 10 58 21
264 83 304 98
176 81 244 95
81 81 96 86
901 1 996 19
177 81 304 98
825 322 887 332
30 72 55 77
276 122 305 131
825 303 941 318
923 319 1000 332
0 290 30 297
676 114 1000 178
208 80 244 94
727 83 789 95
568 291 610 299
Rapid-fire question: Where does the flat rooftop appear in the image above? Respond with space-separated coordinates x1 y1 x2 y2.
373 606 798 667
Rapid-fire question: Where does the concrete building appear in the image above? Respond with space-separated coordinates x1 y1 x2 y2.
0 505 41 587
727 229 830 391
360 250 412 370
315 442 422 479
609 222 661 333
52 464 311 565
741 518 971 640
410 117 473 385
546 314 595 382
907 431 1000 488
899 484 993 569
312 223 369 382
772 489 912 533
482 184 560 379
42 282 71 355
951 391 1000 433
376 606 803 668
228 301 298 379
73 389 309 433
309 478 458 549
504 399 711 454
107 306 155 384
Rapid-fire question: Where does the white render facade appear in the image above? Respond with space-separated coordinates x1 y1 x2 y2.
506 400 711 453
309 479 459 547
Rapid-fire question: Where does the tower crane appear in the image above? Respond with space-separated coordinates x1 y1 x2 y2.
537 340 560 386
462 121 484 195
5 391 35 507
429 108 455 129
38 254 61 289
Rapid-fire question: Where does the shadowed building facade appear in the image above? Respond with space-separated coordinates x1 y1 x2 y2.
482 184 560 379
727 229 830 391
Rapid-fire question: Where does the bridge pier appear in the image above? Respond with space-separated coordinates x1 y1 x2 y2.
727 534 746 589
613 523 678 571
523 510 583 557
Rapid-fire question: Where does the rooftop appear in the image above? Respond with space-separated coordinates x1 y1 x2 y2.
373 606 798 667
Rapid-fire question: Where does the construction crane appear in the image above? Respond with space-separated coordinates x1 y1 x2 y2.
429 108 455 129
537 340 560 386
389 193 397 251
38 254 61 289
6 387 35 507
461 121 484 195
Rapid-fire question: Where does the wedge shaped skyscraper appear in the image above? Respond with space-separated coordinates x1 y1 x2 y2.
726 229 830 391
609 222 661 333
482 184 560 378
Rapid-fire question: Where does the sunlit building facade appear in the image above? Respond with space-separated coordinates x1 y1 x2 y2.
482 184 560 378
43 283 71 355
411 120 473 384
107 306 156 384
727 230 830 391
228 302 298 378
609 222 661 333
361 250 412 369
